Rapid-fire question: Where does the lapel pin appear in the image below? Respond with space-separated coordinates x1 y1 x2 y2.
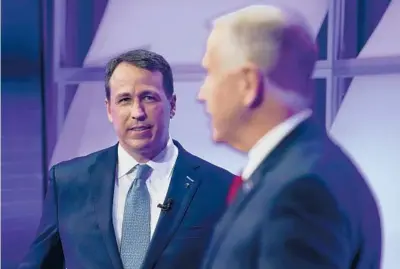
185 176 194 189
243 180 253 192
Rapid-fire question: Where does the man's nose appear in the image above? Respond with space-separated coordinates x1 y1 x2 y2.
131 102 146 120
197 86 206 102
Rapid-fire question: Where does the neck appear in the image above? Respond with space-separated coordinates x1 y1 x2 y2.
230 105 297 153
121 138 169 163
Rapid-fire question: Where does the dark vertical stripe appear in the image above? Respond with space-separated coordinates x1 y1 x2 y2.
39 0 49 198
357 0 392 52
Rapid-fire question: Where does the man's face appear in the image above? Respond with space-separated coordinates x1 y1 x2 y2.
106 62 176 157
197 28 248 144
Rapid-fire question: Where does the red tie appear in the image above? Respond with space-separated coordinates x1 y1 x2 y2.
227 175 243 204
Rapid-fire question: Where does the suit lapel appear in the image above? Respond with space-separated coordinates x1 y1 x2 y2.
203 169 260 267
89 145 124 269
142 141 202 269
206 118 321 263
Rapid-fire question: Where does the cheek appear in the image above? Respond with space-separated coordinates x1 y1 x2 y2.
213 79 232 104
205 79 223 104
147 105 169 124
202 76 219 100
111 108 130 125
217 82 243 117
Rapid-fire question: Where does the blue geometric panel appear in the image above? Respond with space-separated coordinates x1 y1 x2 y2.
331 1 400 268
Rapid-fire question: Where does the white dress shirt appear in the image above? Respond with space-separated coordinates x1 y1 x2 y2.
242 109 312 180
113 138 178 248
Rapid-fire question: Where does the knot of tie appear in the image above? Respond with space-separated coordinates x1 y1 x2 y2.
134 164 152 182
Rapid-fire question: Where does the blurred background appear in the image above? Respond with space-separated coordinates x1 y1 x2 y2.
1 0 400 268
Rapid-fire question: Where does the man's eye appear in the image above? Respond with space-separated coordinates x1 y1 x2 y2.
143 95 156 101
118 97 131 103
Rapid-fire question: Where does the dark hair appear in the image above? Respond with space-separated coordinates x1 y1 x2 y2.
105 49 174 99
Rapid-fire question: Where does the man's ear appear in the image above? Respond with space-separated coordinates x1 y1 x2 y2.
169 94 177 119
242 65 263 108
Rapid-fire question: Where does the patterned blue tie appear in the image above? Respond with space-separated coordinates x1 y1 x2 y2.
120 164 152 269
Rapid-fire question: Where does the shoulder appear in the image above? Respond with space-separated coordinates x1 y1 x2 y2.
192 152 234 179
269 135 374 217
305 137 365 187
253 129 367 209
50 145 116 178
175 141 234 188
282 132 362 184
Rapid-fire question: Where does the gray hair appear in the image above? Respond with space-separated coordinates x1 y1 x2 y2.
212 5 317 110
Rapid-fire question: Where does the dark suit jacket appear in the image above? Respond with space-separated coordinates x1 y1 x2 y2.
202 119 382 269
19 140 233 269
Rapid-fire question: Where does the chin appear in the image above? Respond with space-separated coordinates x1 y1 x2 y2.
125 138 154 151
211 129 225 144
212 127 241 151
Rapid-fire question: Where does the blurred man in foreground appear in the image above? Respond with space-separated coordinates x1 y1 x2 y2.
20 49 233 269
198 5 381 269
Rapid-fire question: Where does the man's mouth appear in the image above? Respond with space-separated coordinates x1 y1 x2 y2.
129 125 152 131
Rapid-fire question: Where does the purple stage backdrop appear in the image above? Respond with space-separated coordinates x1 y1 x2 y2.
50 0 329 171
1 0 46 268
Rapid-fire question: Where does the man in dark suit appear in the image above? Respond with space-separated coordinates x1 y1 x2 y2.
198 5 382 269
19 49 233 269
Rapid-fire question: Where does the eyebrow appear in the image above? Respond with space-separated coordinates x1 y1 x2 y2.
115 92 131 99
116 89 160 99
138 89 159 96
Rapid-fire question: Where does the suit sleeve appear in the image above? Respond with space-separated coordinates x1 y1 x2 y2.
259 177 353 269
18 166 65 269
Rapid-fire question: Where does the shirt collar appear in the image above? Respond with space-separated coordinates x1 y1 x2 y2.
242 109 312 179
117 137 177 183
